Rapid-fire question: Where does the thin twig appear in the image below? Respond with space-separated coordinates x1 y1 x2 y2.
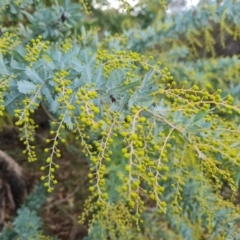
41 103 58 122
45 185 80 210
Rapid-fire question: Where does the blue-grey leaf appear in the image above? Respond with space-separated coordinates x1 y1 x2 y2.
25 67 43 84
17 80 37 94
50 100 59 113
41 86 53 103
62 46 80 64
4 92 21 107
0 54 8 75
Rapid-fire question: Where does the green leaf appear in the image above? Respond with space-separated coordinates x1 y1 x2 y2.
79 48 94 64
10 57 25 71
82 64 92 83
12 45 27 62
62 46 80 64
17 80 37 94
141 69 155 87
0 53 8 75
50 100 59 113
51 47 63 66
21 10 35 23
41 86 53 104
13 207 42 237
192 110 208 123
4 92 21 107
93 67 104 87
63 113 73 130
25 67 43 84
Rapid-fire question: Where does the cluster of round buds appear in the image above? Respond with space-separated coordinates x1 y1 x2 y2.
156 79 237 119
40 121 63 192
40 78 99 193
40 80 100 193
53 70 73 106
53 70 79 125
73 84 100 131
116 106 171 214
97 50 168 87
0 99 4 117
80 0 92 14
78 195 97 224
0 75 10 116
40 161 60 193
14 106 38 162
13 0 22 6
77 112 115 201
61 38 73 53
25 35 50 67
0 32 20 55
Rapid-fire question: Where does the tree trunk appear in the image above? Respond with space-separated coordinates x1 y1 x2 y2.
0 150 27 231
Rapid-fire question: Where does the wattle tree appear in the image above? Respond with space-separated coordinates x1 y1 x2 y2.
0 0 240 239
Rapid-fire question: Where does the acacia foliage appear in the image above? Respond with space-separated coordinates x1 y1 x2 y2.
1 184 52 240
1 0 240 239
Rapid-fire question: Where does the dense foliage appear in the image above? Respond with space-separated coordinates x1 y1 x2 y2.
1 184 52 240
1 0 240 239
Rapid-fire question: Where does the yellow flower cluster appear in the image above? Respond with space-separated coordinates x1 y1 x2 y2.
0 32 20 55
25 35 50 67
14 103 38 162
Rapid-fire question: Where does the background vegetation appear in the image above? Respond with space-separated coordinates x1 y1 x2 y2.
1 0 240 239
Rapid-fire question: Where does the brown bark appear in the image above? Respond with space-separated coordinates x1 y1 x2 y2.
0 150 27 231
